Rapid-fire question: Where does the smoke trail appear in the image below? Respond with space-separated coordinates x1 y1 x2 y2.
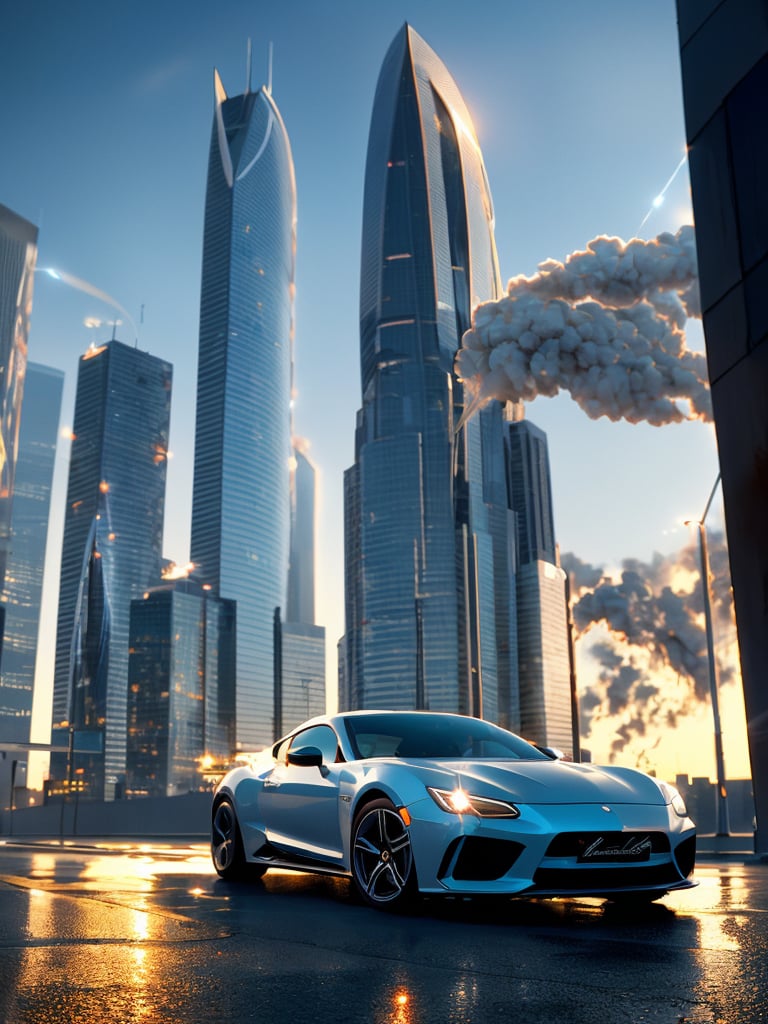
637 153 688 234
456 226 710 426
562 532 739 762
41 267 139 340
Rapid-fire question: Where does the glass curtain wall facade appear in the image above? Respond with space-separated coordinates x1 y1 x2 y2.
342 25 516 721
50 341 171 800
676 0 768 853
274 619 325 738
287 443 317 625
126 581 235 798
507 419 573 753
0 363 63 743
0 205 37 596
191 68 296 751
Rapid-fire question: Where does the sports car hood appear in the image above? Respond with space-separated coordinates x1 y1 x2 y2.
410 759 667 806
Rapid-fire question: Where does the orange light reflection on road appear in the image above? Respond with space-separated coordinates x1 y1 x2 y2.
390 988 413 1024
665 866 749 951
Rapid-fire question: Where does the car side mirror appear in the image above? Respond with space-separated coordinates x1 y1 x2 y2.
287 745 324 768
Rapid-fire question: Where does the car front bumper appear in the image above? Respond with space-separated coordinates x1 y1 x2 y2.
405 797 697 897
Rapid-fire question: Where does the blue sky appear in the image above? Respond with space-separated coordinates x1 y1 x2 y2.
1 1 732 773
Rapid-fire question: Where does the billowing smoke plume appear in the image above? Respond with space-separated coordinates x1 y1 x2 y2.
562 533 738 764
456 226 711 426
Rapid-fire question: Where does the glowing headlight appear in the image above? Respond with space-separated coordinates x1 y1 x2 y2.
427 786 519 818
658 781 688 817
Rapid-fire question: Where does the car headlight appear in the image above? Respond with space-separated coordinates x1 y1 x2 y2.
658 781 688 817
427 786 520 818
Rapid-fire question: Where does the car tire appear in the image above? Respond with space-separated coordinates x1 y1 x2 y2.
211 797 252 880
351 798 418 910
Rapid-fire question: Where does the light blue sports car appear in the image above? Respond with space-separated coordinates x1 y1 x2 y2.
211 710 696 910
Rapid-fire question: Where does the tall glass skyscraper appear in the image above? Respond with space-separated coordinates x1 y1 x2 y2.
287 442 317 626
0 363 63 744
191 66 297 750
50 341 172 800
341 25 517 721
507 418 573 755
0 205 38 595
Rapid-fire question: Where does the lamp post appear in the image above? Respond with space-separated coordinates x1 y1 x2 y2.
686 471 730 836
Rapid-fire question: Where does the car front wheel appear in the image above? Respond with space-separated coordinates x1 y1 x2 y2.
351 798 417 910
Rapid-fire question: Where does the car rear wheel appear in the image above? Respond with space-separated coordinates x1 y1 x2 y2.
212 798 251 880
351 798 417 910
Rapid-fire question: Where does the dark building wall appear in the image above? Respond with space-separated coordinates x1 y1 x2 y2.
676 0 768 853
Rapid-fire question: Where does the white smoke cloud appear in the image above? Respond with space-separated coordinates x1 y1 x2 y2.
456 226 710 426
562 533 739 762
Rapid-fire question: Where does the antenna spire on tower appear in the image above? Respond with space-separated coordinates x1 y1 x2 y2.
246 38 252 95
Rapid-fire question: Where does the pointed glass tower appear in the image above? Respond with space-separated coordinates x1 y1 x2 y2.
341 25 517 723
191 61 297 750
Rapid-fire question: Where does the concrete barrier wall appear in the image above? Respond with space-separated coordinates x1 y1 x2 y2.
1 792 211 838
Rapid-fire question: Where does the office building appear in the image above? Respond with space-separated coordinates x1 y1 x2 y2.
341 24 517 721
0 363 63 743
274 617 325 738
676 0 768 853
287 442 317 626
126 579 235 798
277 440 326 735
191 63 298 751
506 418 572 753
0 205 37 595
50 340 172 801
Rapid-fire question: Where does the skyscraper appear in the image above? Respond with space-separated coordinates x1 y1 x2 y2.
287 442 317 626
676 0 768 853
273 618 325 739
0 362 63 744
191 63 298 751
341 25 517 721
50 340 172 800
507 418 573 754
0 205 37 595
126 578 235 798
277 439 326 736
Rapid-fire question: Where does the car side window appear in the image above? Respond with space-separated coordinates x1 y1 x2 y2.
289 725 340 765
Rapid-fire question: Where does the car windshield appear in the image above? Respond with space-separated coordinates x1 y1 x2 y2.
343 712 549 761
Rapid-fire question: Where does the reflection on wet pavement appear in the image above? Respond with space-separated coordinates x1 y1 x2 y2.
0 843 765 1024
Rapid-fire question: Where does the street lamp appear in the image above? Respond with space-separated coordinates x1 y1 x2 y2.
685 471 730 836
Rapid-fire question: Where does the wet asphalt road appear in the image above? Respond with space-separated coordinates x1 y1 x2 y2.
0 839 765 1024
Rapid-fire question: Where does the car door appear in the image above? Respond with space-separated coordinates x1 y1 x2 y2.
259 724 344 864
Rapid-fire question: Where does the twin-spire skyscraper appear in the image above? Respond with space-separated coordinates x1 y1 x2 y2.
191 55 324 753
197 24 572 753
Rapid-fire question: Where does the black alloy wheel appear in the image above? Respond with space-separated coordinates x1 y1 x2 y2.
351 798 417 910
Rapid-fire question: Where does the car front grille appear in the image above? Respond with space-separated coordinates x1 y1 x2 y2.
533 830 688 893
544 831 670 859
